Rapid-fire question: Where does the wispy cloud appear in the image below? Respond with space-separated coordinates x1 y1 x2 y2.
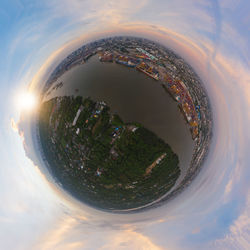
10 118 18 132
34 214 163 250
214 191 250 249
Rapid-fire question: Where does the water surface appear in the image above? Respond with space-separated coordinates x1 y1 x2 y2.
46 55 194 186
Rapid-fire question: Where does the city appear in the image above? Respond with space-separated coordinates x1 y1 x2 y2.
41 36 212 211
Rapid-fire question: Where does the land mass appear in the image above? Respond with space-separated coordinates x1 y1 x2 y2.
38 96 180 210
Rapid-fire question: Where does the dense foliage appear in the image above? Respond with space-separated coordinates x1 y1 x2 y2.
39 96 180 210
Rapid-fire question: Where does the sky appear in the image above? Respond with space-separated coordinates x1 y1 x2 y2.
0 0 250 249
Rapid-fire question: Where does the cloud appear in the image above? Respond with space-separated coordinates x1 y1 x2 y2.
34 214 163 250
99 230 163 250
213 191 250 249
10 118 18 132
47 0 149 25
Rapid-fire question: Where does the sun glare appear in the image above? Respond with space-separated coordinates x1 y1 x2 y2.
17 92 37 111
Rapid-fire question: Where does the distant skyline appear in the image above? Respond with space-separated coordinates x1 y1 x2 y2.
0 0 249 249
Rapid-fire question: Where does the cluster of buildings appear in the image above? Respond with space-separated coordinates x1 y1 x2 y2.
99 51 113 62
163 76 199 139
98 49 160 81
91 39 204 141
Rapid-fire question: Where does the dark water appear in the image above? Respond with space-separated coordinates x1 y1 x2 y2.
46 55 194 186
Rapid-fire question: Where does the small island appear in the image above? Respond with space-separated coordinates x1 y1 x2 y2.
39 96 180 210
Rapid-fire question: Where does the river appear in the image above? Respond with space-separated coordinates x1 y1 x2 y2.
45 55 194 187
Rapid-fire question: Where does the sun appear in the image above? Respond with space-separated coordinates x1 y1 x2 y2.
17 92 38 111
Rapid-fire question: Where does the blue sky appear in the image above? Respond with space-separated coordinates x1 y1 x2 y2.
0 0 250 249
